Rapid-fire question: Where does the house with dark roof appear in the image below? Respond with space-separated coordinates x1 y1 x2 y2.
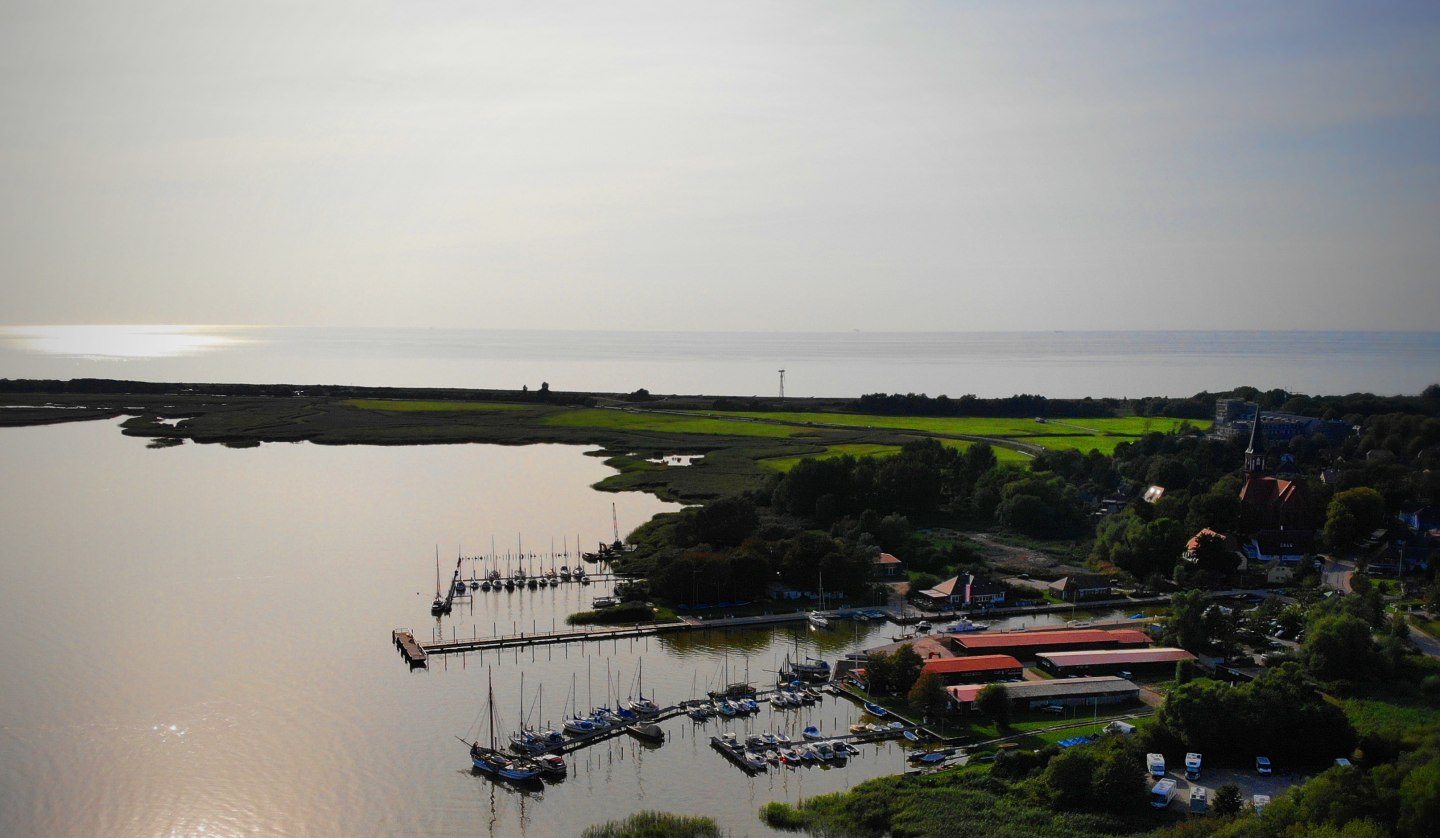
1048 574 1112 603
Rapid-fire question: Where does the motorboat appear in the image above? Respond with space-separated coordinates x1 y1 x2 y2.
802 725 822 740
625 722 665 743
863 702 888 717
535 753 567 778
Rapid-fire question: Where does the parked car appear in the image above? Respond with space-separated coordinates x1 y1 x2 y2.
1256 755 1273 775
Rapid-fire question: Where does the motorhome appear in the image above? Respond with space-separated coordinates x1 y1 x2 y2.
1146 752 1166 778
1189 786 1208 813
1185 752 1202 780
1150 778 1178 808
1252 794 1271 813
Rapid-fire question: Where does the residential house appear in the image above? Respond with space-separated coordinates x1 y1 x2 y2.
872 552 905 578
1049 574 1112 603
917 574 1007 610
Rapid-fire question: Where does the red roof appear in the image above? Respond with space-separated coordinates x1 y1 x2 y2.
1037 648 1195 668
954 629 1150 651
920 655 1022 676
874 552 903 565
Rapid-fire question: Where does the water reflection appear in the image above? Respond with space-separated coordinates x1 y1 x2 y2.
0 324 252 359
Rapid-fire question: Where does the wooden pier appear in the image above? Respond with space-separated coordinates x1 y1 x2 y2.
392 629 428 667
408 610 814 659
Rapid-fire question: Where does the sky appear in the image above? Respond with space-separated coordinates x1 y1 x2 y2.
1 1 1437 332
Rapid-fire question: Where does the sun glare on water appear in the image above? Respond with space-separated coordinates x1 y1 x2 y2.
0 325 252 359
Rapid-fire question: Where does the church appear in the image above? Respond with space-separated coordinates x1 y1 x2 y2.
1237 412 1317 577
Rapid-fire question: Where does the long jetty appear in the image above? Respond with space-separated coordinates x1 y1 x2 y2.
396 611 814 665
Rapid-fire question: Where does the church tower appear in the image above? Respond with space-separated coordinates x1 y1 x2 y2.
1244 409 1267 476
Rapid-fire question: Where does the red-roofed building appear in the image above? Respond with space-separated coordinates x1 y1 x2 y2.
949 629 1150 660
872 552 905 578
918 654 1023 685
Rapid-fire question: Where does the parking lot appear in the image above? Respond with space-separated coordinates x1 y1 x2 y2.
1160 763 1308 812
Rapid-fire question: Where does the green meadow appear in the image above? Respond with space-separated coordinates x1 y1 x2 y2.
694 411 1206 439
543 408 818 438
760 443 904 471
343 399 526 412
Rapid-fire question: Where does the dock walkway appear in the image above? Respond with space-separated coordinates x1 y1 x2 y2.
413 610 814 658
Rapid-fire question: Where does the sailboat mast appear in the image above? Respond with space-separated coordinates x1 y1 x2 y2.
487 668 496 748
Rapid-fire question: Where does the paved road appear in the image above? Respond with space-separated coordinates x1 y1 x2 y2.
1406 620 1440 658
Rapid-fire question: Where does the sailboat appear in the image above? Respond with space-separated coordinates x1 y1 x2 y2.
808 571 829 628
626 659 660 718
466 670 541 781
430 546 448 615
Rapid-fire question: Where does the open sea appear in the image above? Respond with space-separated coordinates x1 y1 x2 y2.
2 326 1437 398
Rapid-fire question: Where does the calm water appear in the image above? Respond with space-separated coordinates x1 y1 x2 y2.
2 325 1438 398
0 420 959 838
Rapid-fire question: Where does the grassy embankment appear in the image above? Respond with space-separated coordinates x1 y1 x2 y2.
0 385 1209 505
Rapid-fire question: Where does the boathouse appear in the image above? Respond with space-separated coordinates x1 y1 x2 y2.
1035 647 1196 677
947 628 1150 660
918 654 1023 686
946 676 1140 711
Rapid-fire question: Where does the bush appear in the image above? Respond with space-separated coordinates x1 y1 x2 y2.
581 811 722 838
566 601 654 625
759 801 809 829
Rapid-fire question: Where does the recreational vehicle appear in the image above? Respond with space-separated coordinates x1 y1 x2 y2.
1184 752 1202 780
1150 778 1178 808
1146 752 1166 778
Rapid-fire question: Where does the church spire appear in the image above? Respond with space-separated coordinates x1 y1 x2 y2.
1244 408 1267 476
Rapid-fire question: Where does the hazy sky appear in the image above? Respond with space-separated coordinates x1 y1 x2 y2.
2 1 1437 331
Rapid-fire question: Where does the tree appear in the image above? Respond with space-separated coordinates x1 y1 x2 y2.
1041 748 1099 810
907 672 949 720
1306 614 1377 683
1214 783 1243 816
1324 487 1386 550
891 645 924 696
1164 589 1210 653
975 683 1010 726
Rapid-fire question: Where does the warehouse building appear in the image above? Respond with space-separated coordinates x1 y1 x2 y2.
917 654 1023 686
947 628 1151 660
946 676 1140 711
1035 647 1196 677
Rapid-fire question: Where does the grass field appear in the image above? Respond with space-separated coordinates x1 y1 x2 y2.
693 411 1208 439
343 399 526 412
1021 435 1136 455
760 443 904 471
1342 696 1440 737
938 439 1033 464
544 408 818 438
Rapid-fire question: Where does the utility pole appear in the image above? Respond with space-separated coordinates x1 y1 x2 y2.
778 369 785 400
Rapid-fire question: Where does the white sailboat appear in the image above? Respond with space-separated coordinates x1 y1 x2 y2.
808 571 829 628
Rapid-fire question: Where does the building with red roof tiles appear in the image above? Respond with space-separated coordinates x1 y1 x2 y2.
948 628 1150 660
918 654 1023 685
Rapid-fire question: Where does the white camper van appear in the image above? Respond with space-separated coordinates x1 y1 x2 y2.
1189 786 1208 813
1184 752 1202 780
1146 752 1166 778
1150 778 1178 808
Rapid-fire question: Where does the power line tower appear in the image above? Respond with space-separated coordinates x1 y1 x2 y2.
778 369 785 400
